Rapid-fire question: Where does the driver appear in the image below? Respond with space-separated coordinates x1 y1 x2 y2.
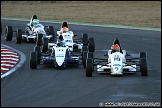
32 19 39 27
111 44 120 53
31 19 40 34
108 44 126 64
60 27 69 34
113 37 122 53
57 35 66 47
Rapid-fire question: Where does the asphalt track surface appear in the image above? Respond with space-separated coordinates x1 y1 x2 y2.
1 19 161 107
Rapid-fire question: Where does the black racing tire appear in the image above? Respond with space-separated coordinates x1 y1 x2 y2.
16 29 22 44
30 52 37 69
82 46 88 53
6 26 13 41
36 34 43 46
48 26 55 41
83 51 88 68
87 52 94 70
140 52 146 59
82 46 88 66
140 58 147 76
82 33 89 43
86 58 93 77
87 52 94 59
88 37 95 52
42 38 48 52
73 44 78 52
83 42 88 46
34 46 41 64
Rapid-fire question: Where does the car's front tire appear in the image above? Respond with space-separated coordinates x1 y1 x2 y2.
86 58 93 77
30 52 37 69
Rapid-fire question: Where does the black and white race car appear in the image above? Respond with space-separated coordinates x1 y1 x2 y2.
30 44 80 69
5 15 55 45
48 22 95 53
84 38 147 77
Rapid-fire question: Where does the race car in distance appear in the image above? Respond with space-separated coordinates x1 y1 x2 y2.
84 38 147 77
5 15 55 45
30 42 80 69
48 22 95 53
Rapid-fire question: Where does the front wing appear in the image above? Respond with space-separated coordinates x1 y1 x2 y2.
97 64 137 74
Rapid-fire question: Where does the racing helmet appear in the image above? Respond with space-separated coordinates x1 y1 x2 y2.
32 19 39 26
59 35 64 41
62 27 69 33
111 44 120 52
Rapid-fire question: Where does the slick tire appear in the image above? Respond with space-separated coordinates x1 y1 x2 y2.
6 26 13 41
36 34 43 46
82 33 89 43
83 51 88 68
86 58 93 77
16 29 22 44
88 37 95 52
34 46 41 64
30 52 37 69
140 58 147 76
42 38 48 52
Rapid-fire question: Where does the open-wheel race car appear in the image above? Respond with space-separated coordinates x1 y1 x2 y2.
84 38 147 77
85 51 147 77
30 43 81 69
5 15 55 45
48 22 95 53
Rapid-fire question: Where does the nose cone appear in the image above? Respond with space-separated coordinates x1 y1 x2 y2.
56 56 65 66
111 64 123 75
55 47 66 66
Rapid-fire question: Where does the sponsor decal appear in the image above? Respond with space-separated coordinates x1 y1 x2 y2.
115 67 119 71
56 54 64 57
56 56 64 57
65 40 72 43
113 64 121 66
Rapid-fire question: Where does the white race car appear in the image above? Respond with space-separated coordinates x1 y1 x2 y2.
85 49 147 77
48 22 95 53
30 44 80 69
5 15 55 45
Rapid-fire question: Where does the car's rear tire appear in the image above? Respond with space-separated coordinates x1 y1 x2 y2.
48 26 55 41
82 46 88 65
6 26 13 41
36 34 43 46
30 52 37 69
16 29 22 44
82 33 89 43
42 38 48 52
140 58 147 76
87 52 94 59
140 52 146 59
82 46 88 53
83 51 88 68
86 58 93 77
73 44 78 52
34 46 41 64
88 37 95 52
